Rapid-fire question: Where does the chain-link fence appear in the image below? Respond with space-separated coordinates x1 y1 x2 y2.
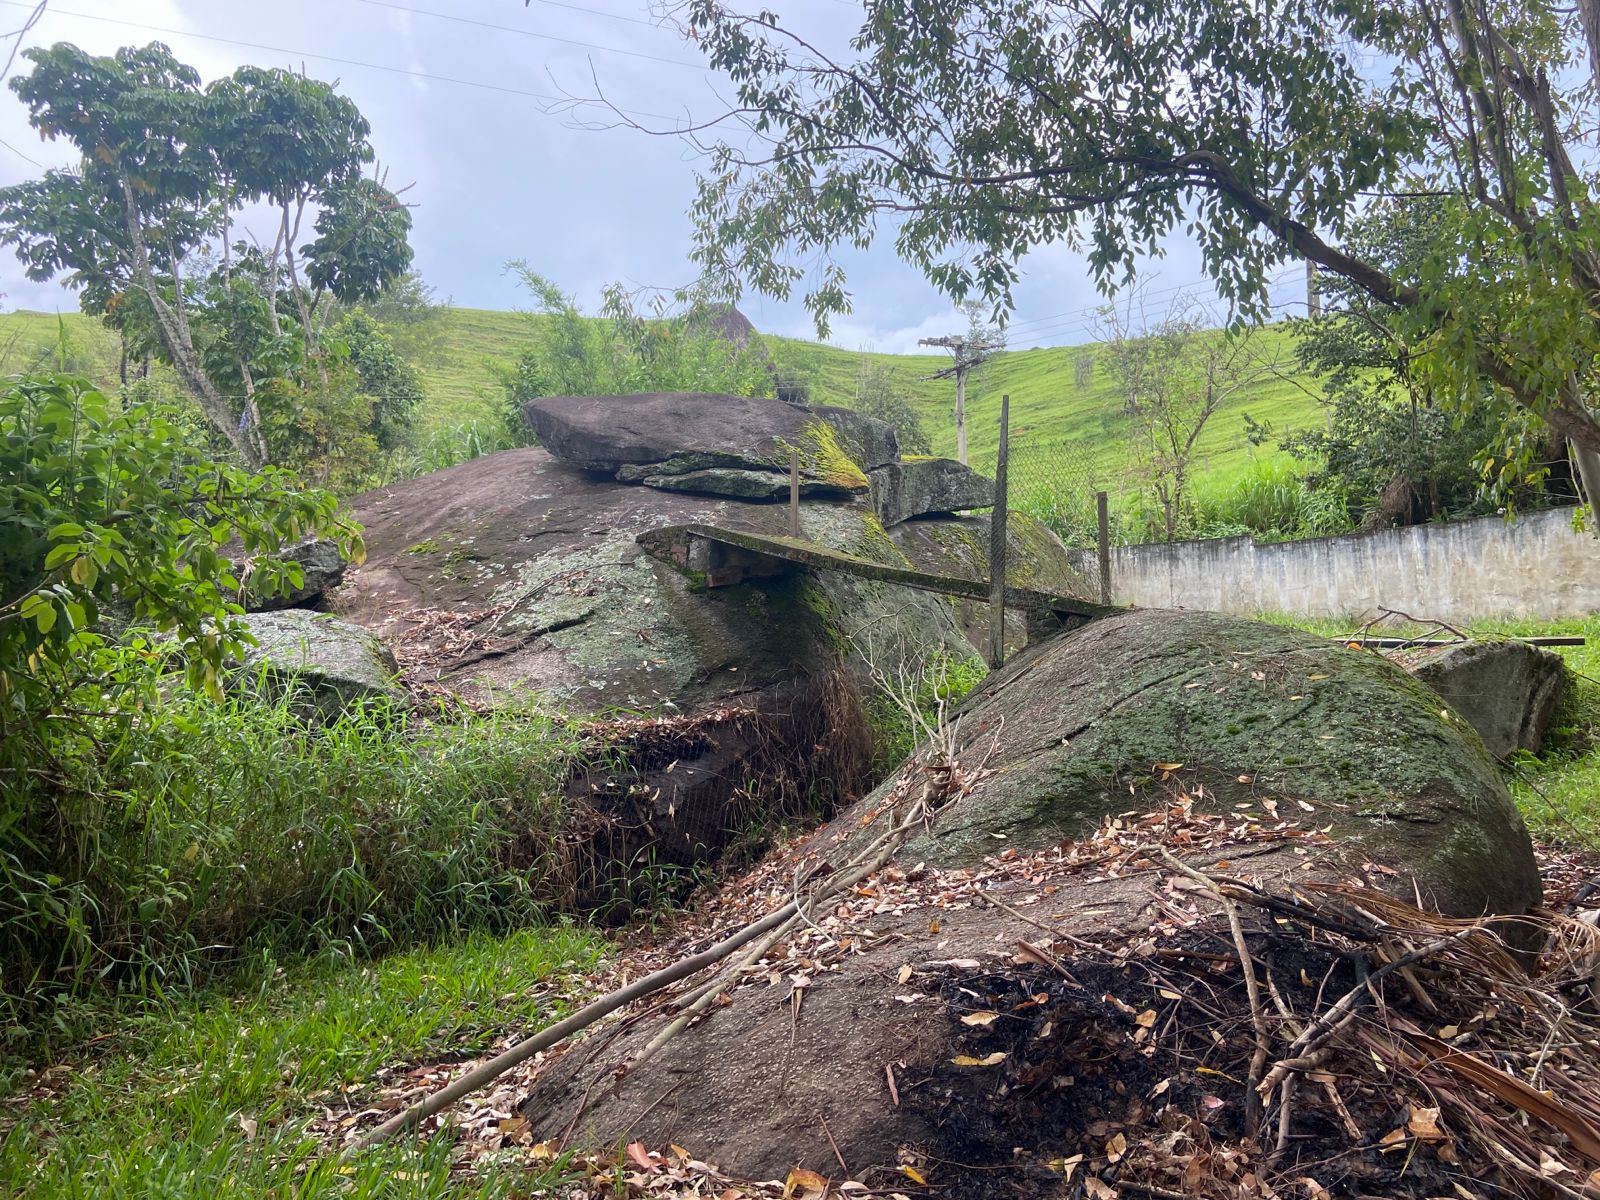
971 437 1142 550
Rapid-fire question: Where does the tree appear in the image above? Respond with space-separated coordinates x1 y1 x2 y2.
851 360 932 454
1097 295 1272 541
500 266 775 440
1271 198 1565 527
0 372 357 724
676 0 1600 505
0 43 414 467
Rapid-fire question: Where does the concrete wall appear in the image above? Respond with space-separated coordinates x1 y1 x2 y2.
1065 505 1600 622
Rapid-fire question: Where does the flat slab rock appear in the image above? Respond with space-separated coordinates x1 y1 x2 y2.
868 457 995 524
640 467 847 501
524 391 897 485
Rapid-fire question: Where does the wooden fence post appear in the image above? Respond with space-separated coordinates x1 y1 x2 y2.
789 449 800 538
988 395 1010 669
1096 490 1112 606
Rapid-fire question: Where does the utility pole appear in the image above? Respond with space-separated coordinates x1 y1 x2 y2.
1306 260 1321 318
919 333 1002 466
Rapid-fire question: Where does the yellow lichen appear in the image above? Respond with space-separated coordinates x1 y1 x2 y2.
778 421 870 491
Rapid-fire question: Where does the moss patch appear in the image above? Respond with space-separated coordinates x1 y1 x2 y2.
864 610 1539 919
779 420 871 491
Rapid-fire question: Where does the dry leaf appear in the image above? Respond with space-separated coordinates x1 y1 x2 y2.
784 1167 830 1198
1046 1153 1085 1178
897 964 913 985
900 1164 927 1185
626 1142 660 1172
1407 1105 1445 1142
1135 1009 1157 1028
1085 1177 1119 1199
237 1114 257 1141
960 1011 1000 1027
1295 1176 1332 1200
1105 1132 1127 1162
950 1051 1007 1067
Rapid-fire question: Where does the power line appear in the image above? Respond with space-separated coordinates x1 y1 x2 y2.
524 0 666 30
351 0 709 70
0 0 682 120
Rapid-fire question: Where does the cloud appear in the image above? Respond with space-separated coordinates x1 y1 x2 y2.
0 0 1245 349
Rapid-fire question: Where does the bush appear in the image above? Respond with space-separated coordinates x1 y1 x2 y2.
1191 458 1354 542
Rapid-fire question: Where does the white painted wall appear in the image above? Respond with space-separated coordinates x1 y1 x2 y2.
1065 505 1600 622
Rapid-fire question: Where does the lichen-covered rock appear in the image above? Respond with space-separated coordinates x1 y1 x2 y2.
830 608 1539 917
868 457 995 525
525 391 896 487
1408 639 1568 757
640 467 853 501
243 537 345 612
236 609 402 714
521 610 1544 1182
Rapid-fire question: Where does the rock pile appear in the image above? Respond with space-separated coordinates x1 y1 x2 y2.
525 391 996 525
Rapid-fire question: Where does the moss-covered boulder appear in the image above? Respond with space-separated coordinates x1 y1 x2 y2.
827 608 1539 917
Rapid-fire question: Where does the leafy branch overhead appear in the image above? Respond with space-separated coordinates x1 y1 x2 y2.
677 0 1600 465
0 42 415 469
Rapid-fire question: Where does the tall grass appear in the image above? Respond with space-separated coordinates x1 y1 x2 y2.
1 672 584 1062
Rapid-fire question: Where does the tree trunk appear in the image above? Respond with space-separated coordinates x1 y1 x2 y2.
116 175 262 468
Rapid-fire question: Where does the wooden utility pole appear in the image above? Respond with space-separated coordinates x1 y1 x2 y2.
987 395 1010 669
1306 260 1321 318
920 333 1003 465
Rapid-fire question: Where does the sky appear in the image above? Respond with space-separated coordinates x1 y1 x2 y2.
0 0 1308 352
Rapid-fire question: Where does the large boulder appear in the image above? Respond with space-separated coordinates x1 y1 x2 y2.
868 457 995 525
825 609 1539 914
520 610 1541 1181
236 609 403 714
525 392 898 488
1406 639 1568 757
333 444 1093 898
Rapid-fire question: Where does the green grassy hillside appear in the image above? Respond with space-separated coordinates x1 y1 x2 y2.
1 304 1327 513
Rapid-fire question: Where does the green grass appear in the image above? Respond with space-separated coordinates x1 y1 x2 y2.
1256 612 1600 844
1 305 1327 489
0 924 604 1199
2 658 591 1065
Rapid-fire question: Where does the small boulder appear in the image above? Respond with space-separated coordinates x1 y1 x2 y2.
243 538 345 611
1408 639 1569 757
237 610 403 715
868 457 995 525
524 392 896 486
